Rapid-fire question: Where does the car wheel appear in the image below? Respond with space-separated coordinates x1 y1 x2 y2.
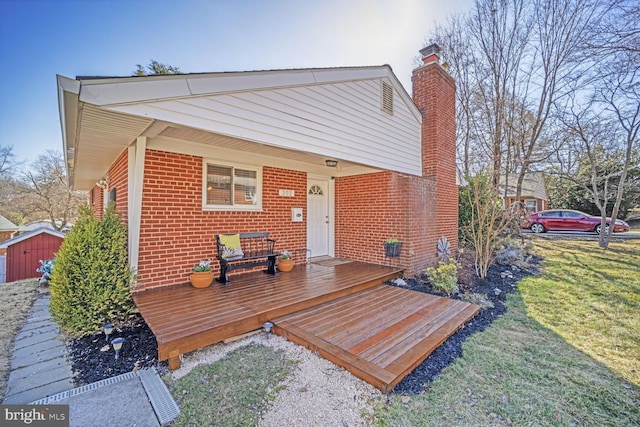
531 223 545 233
595 224 609 234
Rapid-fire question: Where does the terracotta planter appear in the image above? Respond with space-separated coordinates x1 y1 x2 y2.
277 258 294 272
190 271 214 288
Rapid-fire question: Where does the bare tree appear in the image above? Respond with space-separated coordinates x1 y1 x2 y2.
22 151 86 231
0 145 15 176
432 0 611 199
596 45 640 246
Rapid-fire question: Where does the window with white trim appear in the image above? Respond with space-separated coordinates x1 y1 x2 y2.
203 161 261 210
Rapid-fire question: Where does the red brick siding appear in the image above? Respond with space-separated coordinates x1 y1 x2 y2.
412 61 458 262
89 186 105 220
335 61 458 276
107 150 129 223
335 172 440 275
335 171 403 264
135 150 306 291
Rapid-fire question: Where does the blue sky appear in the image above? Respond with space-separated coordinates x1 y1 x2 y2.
0 0 473 167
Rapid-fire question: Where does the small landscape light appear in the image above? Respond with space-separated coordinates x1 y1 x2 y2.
111 337 124 360
263 321 273 339
103 324 114 342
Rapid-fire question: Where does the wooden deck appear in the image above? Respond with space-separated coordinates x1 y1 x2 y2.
133 260 480 392
133 261 402 369
274 284 479 392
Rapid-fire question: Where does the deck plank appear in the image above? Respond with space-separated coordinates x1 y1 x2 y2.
274 284 479 392
133 260 479 392
133 261 401 363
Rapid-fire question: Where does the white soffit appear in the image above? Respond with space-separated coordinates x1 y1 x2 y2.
73 105 153 190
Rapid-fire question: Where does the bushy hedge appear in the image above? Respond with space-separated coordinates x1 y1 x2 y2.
50 204 134 336
425 261 459 294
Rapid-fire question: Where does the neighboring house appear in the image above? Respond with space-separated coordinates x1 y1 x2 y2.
0 215 19 283
500 172 549 212
0 214 19 251
57 44 458 292
0 227 65 283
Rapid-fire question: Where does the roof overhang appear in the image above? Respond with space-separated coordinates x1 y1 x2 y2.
58 66 422 191
0 227 65 249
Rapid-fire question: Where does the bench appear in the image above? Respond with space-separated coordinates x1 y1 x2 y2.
215 232 278 284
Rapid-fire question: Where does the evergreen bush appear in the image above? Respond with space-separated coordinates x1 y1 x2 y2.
49 204 134 336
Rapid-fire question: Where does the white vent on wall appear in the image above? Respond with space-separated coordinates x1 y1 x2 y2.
381 81 394 115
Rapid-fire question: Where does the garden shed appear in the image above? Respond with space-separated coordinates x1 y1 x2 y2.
0 227 64 283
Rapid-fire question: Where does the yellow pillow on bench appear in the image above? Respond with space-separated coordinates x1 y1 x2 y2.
219 234 244 259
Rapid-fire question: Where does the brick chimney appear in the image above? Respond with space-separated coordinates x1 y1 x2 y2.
412 43 458 255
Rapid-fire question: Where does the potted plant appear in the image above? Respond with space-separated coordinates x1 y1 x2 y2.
190 259 214 288
383 238 402 257
277 250 294 272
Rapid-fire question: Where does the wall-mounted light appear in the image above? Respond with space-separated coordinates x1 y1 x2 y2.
97 178 109 189
325 160 338 167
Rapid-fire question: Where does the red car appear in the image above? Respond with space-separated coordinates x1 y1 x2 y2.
528 209 630 234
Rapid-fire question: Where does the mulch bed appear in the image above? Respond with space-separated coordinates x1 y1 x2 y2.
67 253 540 393
390 253 541 394
67 317 168 386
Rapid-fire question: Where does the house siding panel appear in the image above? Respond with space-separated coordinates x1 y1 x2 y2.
108 79 422 175
134 149 306 291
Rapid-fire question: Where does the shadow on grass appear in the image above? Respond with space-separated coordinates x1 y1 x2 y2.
384 291 640 427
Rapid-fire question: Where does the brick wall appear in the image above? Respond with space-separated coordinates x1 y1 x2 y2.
108 150 129 223
335 59 457 276
335 171 403 265
134 149 306 291
412 59 458 260
89 186 104 219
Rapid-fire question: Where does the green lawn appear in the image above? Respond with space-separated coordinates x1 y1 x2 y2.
384 238 640 426
520 239 639 387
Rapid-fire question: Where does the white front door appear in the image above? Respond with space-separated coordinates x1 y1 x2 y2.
307 179 330 257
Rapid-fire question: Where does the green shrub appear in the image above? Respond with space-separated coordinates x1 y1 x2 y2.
425 262 459 294
49 204 134 336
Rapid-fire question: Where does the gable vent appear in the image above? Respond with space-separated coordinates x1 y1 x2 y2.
381 81 394 115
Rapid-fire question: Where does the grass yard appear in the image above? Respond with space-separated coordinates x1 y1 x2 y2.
166 344 296 427
0 279 39 398
521 238 639 387
384 238 640 426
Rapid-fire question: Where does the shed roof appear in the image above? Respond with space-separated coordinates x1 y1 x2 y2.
0 227 65 249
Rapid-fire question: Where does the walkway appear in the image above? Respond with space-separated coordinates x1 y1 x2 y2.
2 293 178 427
2 294 74 404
